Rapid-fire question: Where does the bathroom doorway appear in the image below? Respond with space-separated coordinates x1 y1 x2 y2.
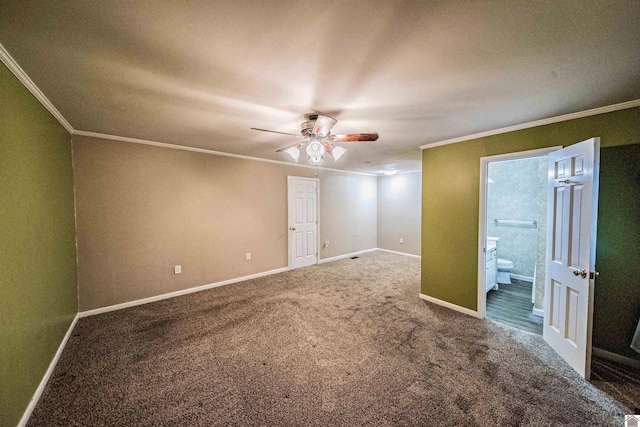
477 146 561 335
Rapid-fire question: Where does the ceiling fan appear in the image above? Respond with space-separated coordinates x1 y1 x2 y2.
251 114 378 165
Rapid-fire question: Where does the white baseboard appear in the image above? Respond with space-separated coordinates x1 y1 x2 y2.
18 313 79 427
532 307 544 317
82 248 410 316
318 248 377 264
592 347 640 369
375 248 421 259
510 274 534 283
79 267 289 317
81 247 407 317
419 293 481 318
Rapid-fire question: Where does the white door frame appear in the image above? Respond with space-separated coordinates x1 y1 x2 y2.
287 176 320 269
477 146 563 319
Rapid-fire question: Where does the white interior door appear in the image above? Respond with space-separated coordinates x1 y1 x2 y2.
288 177 318 269
544 137 600 379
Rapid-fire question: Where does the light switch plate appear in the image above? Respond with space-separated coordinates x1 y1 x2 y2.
174 265 181 274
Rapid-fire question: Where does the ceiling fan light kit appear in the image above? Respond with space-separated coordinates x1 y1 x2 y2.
252 114 378 166
331 145 347 161
282 145 301 162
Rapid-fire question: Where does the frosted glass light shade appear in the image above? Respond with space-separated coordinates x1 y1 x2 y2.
283 145 301 161
306 139 325 158
308 156 324 165
331 145 347 161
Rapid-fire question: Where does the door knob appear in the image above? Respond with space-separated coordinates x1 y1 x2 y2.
573 269 587 278
290 227 296 231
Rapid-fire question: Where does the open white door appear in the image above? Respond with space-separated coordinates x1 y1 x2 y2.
288 176 318 269
544 137 600 379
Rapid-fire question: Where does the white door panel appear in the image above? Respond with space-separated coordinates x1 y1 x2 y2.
288 177 318 269
544 137 600 379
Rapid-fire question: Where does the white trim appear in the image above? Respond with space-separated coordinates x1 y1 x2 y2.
592 347 640 369
420 99 640 150
79 267 288 317
419 293 481 318
0 42 74 134
477 155 489 320
479 146 564 164
510 274 534 283
18 313 79 427
532 307 544 318
386 169 422 176
74 130 377 177
80 247 402 316
477 146 561 319
318 248 377 264
375 248 421 259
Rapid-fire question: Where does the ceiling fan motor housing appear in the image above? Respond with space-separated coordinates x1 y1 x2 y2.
301 120 315 136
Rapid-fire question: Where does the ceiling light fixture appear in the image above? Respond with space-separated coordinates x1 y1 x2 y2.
384 170 398 176
260 114 378 166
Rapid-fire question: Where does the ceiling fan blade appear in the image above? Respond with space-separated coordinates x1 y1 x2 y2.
312 115 337 137
331 133 379 142
251 127 300 137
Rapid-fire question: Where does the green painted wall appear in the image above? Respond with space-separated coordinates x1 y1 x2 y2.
421 106 640 316
593 144 640 359
0 63 77 426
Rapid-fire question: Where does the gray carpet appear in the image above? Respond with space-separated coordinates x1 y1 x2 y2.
28 251 628 426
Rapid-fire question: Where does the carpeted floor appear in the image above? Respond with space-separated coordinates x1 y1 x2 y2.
28 251 629 426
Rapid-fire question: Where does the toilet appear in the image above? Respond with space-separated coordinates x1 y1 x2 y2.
497 258 514 285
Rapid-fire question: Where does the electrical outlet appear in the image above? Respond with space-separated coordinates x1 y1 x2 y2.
174 265 181 275
400 238 404 244
246 253 251 260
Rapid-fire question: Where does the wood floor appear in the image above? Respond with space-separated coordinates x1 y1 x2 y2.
486 279 543 335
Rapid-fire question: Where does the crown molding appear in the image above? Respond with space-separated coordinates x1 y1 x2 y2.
73 130 377 177
0 42 75 133
420 99 640 150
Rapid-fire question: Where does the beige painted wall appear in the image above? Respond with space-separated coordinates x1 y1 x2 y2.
73 135 377 311
377 172 421 256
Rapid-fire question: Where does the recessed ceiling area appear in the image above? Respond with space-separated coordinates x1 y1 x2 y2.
1 1 639 174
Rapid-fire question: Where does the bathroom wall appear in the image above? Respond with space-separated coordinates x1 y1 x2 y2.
533 157 548 310
486 157 541 278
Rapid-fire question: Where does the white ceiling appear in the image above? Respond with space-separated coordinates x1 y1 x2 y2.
1 1 639 174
